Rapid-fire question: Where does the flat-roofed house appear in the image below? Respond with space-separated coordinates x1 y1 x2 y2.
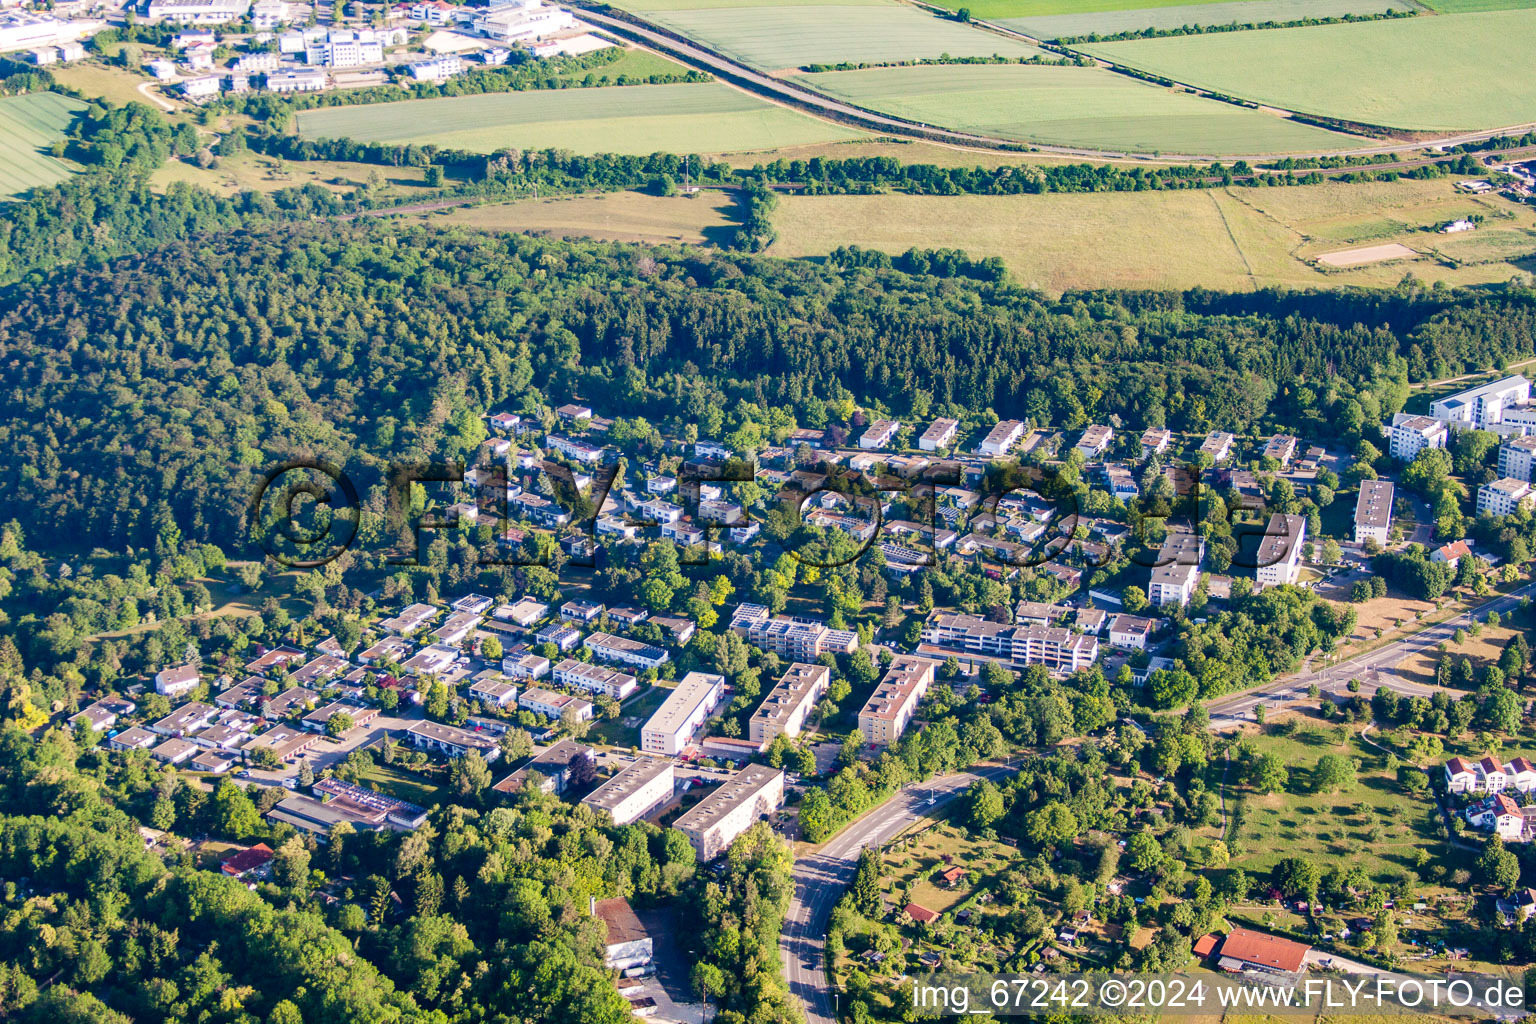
519 687 594 722
976 419 1024 457
749 663 830 747
552 659 637 700
857 656 937 747
593 897 654 971
405 720 501 762
492 738 593 796
581 756 675 825
1353 479 1394 546
672 765 785 861
641 672 724 756
1254 513 1305 587
919 418 958 452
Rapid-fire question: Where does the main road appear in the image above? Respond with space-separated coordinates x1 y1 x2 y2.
1206 578 1536 729
781 764 1015 1024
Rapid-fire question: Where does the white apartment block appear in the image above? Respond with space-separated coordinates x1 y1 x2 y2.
1499 436 1536 482
1430 374 1531 431
501 651 551 680
1107 614 1154 650
1387 413 1449 461
1076 424 1113 458
0 11 92 50
640 672 724 756
1147 531 1203 607
144 0 248 22
1254 513 1305 587
977 419 1025 457
584 631 669 670
519 687 594 721
1478 477 1533 517
553 658 637 700
406 720 501 762
919 418 958 452
1199 431 1235 464
672 765 785 861
1353 479 1394 546
1140 427 1172 455
749 662 830 746
857 656 937 747
544 434 604 463
859 419 900 450
919 612 1098 673
581 757 675 826
731 604 858 660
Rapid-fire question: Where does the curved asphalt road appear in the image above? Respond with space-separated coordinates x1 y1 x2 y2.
573 5 1536 164
781 764 1015 1024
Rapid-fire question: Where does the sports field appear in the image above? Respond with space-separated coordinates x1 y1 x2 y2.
791 64 1359 154
995 0 1417 40
766 176 1536 294
1082 9 1536 130
296 83 859 155
613 0 1044 69
0 93 85 201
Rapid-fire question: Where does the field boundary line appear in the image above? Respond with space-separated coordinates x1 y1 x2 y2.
1208 189 1255 278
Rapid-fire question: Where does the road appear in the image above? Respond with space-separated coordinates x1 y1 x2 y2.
572 5 1536 164
1206 579 1536 730
780 764 1014 1024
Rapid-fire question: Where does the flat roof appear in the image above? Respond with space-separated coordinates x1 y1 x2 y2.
1354 479 1394 528
674 765 783 832
643 672 724 737
859 656 937 723
751 663 830 727
582 756 673 812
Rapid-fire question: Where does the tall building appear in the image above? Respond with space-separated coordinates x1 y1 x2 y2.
857 656 938 746
1499 436 1536 482
1146 531 1203 607
1254 513 1305 587
581 757 675 825
1478 478 1533 517
640 672 724 756
1353 479 1394 546
749 663 830 747
1430 374 1530 430
1387 413 1450 461
672 765 785 860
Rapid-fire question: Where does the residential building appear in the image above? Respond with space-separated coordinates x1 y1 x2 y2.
1387 413 1449 461
1076 424 1114 458
977 419 1024 457
584 631 668 670
532 622 581 652
1510 757 1536 793
1445 756 1478 793
502 651 551 681
467 679 518 707
1468 793 1524 841
640 672 724 756
519 687 594 722
496 597 548 626
1478 477 1533 517
544 433 604 463
155 663 201 697
561 599 605 622
407 55 462 81
243 725 317 762
857 656 937 746
492 738 593 796
144 0 249 22
1479 755 1510 793
405 720 501 762
1353 479 1394 546
400 644 460 677
553 659 637 699
1254 513 1305 587
152 737 200 764
150 702 217 736
358 636 413 664
731 604 858 659
301 701 377 734
581 757 675 825
1263 434 1298 467
221 843 275 879
1430 374 1531 431
111 727 159 752
749 663 830 746
181 72 221 98
860 419 900 449
1499 436 1536 482
593 897 653 971
673 765 785 861
919 612 1098 672
381 602 437 634
1432 539 1473 566
1107 614 1154 650
1199 431 1235 464
69 697 135 732
1216 928 1310 974
919 418 959 452
1147 531 1203 607
433 611 480 645
1140 427 1172 455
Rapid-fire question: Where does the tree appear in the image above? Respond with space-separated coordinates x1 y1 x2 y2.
297 758 315 787
1273 856 1320 900
1126 830 1162 873
1479 836 1521 891
273 835 310 891
1313 754 1357 793
796 744 818 778
1250 752 1289 794
212 777 261 838
838 730 865 768
325 711 355 737
499 727 533 762
964 779 1006 831
1025 802 1079 848
850 848 883 916
482 636 503 661
453 751 492 797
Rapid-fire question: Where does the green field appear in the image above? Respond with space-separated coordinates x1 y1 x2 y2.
994 0 1419 40
615 0 1045 69
1082 9 1536 130
791 64 1359 154
1420 0 1536 10
297 82 859 155
0 92 85 201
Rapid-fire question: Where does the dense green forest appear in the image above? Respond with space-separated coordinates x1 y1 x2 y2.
2 221 1535 553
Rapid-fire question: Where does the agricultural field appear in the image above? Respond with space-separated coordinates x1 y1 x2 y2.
992 0 1419 42
1420 0 1536 10
297 82 859 155
0 92 86 201
767 176 1536 294
789 64 1359 154
1081 10 1536 131
610 0 1044 69
432 190 740 246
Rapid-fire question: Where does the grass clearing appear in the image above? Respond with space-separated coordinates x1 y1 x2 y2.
151 149 433 197
995 0 1417 41
790 64 1359 154
628 2 1044 69
0 92 86 201
767 176 1536 294
297 82 859 155
1081 10 1536 131
49 61 169 109
357 762 445 806
1420 0 1536 10
435 189 740 245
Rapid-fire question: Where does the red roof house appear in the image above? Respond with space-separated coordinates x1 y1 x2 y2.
905 903 940 925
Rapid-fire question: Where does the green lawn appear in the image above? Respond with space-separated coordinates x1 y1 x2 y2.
297 82 859 155
1420 0 1536 10
791 64 1361 154
1081 9 1536 131
991 0 1419 40
357 762 445 807
925 0 1249 16
617 0 1045 69
0 92 85 201
589 683 671 749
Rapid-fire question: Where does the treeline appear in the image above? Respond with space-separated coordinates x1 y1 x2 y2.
801 53 1082 72
1055 6 1416 44
827 243 1008 283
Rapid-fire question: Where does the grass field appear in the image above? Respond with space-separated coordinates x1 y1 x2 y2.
767 176 1536 294
435 190 740 245
0 92 85 201
994 0 1418 41
152 149 433 197
297 82 859 155
1082 10 1536 131
49 62 174 110
615 0 1044 68
1420 0 1536 10
789 64 1359 154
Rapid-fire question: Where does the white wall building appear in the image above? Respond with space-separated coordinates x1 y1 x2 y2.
1353 479 1394 546
1499 436 1536 483
1477 477 1533 517
1254 513 1305 587
144 0 249 23
1430 374 1531 431
919 418 958 452
640 672 723 756
672 765 784 861
581 757 675 826
977 419 1024 457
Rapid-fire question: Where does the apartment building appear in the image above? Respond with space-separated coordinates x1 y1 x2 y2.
581 757 675 825
1107 615 1155 650
519 687 594 722
1387 413 1449 461
584 631 669 670
1353 479 1394 546
640 672 725 756
405 721 501 762
1147 531 1203 607
919 418 959 452
731 604 858 659
544 434 604 463
1140 427 1172 455
1430 374 1531 430
1199 431 1235 464
672 765 785 861
977 419 1025 457
919 612 1098 672
749 663 831 746
1478 477 1534 517
1254 513 1306 587
1263 434 1298 467
552 658 637 700
857 656 938 746
1499 436 1536 482
860 419 901 449
1075 424 1114 458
